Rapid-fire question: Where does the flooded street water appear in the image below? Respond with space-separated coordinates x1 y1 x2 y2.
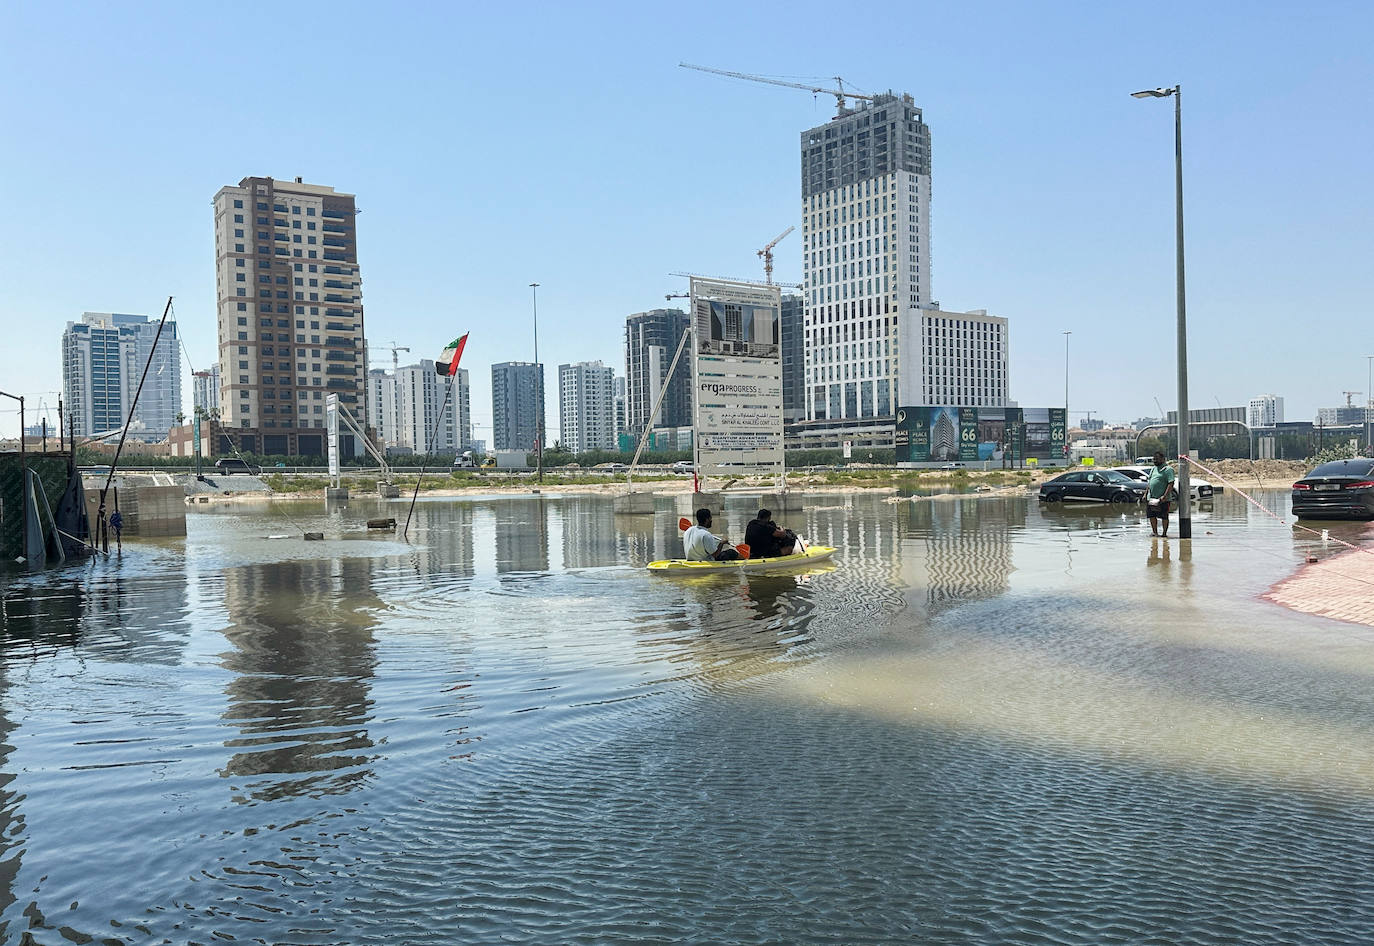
1 489 1372 944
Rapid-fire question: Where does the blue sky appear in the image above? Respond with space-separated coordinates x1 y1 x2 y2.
2 0 1370 440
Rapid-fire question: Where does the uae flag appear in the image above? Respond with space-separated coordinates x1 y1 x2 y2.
434 333 469 376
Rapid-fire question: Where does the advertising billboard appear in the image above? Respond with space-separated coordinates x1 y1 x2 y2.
690 277 784 478
896 406 1067 465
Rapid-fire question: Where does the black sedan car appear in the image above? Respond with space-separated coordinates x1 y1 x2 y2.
1291 457 1374 519
1039 469 1148 504
214 457 261 476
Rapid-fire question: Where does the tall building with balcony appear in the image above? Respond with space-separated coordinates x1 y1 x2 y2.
780 293 805 424
558 361 616 453
366 368 398 447
212 176 365 457
61 312 181 441
492 361 544 451
624 308 691 436
396 362 469 455
1248 394 1284 428
613 375 627 444
192 364 221 417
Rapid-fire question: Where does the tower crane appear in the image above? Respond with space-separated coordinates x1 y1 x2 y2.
389 341 410 373
757 226 794 285
665 292 689 303
1344 391 1362 408
680 63 873 117
669 271 801 290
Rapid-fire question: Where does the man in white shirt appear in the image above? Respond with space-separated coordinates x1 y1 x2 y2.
682 508 740 561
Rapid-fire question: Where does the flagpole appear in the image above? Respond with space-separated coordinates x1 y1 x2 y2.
401 371 455 541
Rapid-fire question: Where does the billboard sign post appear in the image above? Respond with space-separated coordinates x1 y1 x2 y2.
326 393 340 488
689 277 784 483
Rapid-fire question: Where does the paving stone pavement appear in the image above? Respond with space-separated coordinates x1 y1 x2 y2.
1264 543 1374 628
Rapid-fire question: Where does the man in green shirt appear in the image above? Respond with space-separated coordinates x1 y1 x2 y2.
1146 451 1177 537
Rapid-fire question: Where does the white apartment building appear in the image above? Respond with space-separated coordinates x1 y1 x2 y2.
211 175 365 457
558 361 616 453
61 312 182 441
192 364 221 416
613 375 627 444
396 361 470 455
1248 394 1284 427
366 368 398 447
897 308 1009 408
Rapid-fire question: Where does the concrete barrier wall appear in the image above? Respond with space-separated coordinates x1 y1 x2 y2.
82 478 187 537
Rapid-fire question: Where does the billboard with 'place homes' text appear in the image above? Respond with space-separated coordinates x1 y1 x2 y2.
896 406 1066 464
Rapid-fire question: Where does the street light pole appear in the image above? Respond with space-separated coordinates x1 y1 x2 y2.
530 282 543 483
1366 354 1373 454
1133 84 1192 538
1063 329 1071 445
0 390 29 559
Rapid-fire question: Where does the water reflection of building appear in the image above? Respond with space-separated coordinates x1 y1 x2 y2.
614 510 660 567
560 497 619 569
405 501 477 580
804 500 903 582
898 496 1023 609
218 558 381 802
494 498 550 575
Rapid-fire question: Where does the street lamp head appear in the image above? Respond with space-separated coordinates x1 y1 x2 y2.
1132 88 1176 98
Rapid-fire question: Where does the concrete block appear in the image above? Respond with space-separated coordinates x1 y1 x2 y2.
129 486 187 537
376 481 400 498
756 491 805 513
325 487 349 501
613 491 655 515
690 492 722 512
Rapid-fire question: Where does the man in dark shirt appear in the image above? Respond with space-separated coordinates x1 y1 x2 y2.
743 509 796 559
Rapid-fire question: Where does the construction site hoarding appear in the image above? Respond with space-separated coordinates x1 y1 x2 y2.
895 406 1067 464
690 277 784 478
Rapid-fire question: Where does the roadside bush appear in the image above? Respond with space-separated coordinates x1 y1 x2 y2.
1305 442 1359 466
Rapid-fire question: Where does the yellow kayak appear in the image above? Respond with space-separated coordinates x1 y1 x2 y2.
647 545 837 574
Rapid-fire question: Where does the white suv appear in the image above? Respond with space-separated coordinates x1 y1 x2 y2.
1112 465 1217 499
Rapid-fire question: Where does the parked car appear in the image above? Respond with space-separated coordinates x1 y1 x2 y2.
1291 457 1374 520
214 457 260 476
1039 469 1148 504
1112 465 1217 499
672 460 694 473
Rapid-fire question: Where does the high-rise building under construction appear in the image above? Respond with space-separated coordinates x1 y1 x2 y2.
796 93 1007 449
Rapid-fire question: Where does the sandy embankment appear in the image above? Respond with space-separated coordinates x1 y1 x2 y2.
187 459 1311 505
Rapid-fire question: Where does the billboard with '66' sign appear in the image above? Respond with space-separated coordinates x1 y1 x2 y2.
690 277 784 478
895 406 1067 465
